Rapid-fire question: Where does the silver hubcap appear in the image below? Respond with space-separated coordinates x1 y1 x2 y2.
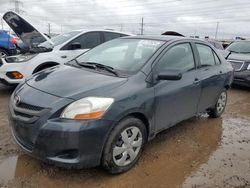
0 52 7 58
216 91 227 114
113 126 142 167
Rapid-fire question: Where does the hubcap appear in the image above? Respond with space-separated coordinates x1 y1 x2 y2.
0 52 7 58
113 126 142 167
216 91 227 114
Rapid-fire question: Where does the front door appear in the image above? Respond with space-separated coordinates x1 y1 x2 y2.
153 42 201 131
59 32 102 62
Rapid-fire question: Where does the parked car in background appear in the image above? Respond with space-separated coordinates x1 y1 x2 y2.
226 40 250 87
205 38 229 58
205 39 224 50
9 36 233 174
0 29 17 57
0 11 130 85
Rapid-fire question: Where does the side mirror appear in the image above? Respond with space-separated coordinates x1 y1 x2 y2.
68 42 81 50
157 71 182 81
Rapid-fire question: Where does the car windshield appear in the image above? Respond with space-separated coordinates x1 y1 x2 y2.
39 31 81 48
76 38 164 73
226 41 250 53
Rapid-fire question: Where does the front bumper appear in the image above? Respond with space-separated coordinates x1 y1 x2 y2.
233 70 250 87
8 84 116 168
9 114 115 169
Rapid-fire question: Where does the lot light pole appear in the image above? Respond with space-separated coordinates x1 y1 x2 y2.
215 22 219 39
140 17 144 35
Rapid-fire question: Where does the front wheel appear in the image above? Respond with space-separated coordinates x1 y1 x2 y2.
102 117 147 174
208 90 227 118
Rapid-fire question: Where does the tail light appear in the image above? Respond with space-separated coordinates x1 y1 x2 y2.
9 38 17 45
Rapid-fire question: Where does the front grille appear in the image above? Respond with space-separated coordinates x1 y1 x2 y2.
12 100 49 123
228 60 244 71
17 102 45 111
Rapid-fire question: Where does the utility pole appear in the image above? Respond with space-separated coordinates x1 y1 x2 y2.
140 17 144 35
48 23 51 36
11 0 24 14
215 22 219 39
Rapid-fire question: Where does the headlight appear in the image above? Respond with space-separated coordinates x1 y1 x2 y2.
5 54 37 63
61 97 114 120
247 63 250 70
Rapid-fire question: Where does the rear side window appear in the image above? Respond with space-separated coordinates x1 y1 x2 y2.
196 44 216 67
103 32 124 42
157 43 195 72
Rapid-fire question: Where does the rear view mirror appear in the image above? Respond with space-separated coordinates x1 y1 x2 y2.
68 42 81 50
157 71 182 81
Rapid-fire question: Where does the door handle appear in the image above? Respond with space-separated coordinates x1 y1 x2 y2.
194 78 200 84
61 55 67 58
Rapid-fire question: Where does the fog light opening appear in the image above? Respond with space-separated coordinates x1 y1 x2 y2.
6 71 24 79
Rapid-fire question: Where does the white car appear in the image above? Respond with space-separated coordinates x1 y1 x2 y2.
0 11 130 85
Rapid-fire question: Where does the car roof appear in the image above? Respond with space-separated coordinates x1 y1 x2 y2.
123 35 205 43
70 29 132 36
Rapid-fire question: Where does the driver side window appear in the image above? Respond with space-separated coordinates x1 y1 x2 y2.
157 43 195 72
63 32 101 50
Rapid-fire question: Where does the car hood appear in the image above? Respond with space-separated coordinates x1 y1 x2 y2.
227 53 250 62
3 11 53 48
26 65 128 100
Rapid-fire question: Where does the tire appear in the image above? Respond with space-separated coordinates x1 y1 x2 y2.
208 90 227 118
0 49 9 58
102 117 147 174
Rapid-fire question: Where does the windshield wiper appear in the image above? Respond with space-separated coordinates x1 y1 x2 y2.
79 62 119 76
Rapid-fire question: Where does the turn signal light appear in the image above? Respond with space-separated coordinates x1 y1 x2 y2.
6 71 24 79
74 111 104 120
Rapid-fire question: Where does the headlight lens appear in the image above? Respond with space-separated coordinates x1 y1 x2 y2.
5 54 37 63
247 63 250 70
61 97 114 120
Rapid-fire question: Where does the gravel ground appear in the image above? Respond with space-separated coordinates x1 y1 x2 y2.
0 84 249 188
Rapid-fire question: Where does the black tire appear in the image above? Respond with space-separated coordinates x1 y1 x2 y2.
102 117 147 174
208 90 227 118
0 49 9 58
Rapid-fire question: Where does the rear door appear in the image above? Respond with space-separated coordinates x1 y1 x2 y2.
153 42 201 131
195 43 226 112
59 31 102 62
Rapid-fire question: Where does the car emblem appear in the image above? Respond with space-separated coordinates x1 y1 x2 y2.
14 95 21 105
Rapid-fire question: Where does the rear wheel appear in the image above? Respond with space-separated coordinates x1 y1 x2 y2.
208 90 227 118
102 117 147 174
0 49 9 58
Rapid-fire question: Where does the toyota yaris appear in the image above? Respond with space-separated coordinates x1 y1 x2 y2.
9 36 233 174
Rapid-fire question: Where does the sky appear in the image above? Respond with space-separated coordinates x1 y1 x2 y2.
1 0 250 39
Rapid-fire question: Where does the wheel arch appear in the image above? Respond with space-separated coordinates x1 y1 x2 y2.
32 62 59 74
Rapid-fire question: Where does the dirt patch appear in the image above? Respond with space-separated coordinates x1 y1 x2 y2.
0 84 249 188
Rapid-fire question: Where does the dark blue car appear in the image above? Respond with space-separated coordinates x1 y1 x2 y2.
8 36 233 174
0 30 17 57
